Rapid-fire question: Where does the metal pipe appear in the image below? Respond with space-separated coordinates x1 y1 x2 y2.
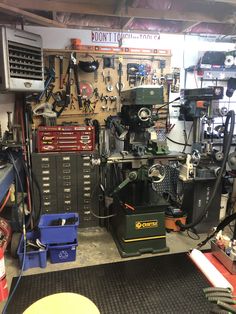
193 117 201 143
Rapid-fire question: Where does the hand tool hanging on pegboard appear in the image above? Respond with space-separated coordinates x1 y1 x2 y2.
159 60 166 85
37 55 55 103
57 55 64 90
104 70 113 92
117 57 123 96
62 52 82 113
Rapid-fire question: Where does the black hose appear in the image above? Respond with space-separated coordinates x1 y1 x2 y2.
176 110 235 230
197 212 236 248
22 162 42 228
166 136 191 147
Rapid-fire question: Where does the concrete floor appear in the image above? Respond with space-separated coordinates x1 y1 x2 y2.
1 227 210 312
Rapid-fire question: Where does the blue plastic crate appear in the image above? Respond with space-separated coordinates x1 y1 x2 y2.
17 231 47 271
49 239 78 264
38 213 79 245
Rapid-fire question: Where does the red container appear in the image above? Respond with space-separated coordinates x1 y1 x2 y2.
0 247 8 301
37 125 95 153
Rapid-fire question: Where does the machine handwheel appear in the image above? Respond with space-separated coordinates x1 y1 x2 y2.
148 163 166 183
137 107 151 122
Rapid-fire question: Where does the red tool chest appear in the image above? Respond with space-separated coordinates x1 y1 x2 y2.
37 125 95 153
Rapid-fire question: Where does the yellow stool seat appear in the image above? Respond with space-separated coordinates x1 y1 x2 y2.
23 292 100 314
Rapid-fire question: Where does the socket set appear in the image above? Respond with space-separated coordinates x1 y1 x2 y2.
37 125 95 153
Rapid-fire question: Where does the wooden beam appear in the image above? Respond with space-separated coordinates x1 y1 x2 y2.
113 0 126 14
181 21 202 33
0 2 66 27
122 17 134 29
4 0 114 16
206 0 236 3
126 7 222 23
2 0 235 25
52 11 57 21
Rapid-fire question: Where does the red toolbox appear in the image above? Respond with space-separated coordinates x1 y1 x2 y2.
37 125 95 153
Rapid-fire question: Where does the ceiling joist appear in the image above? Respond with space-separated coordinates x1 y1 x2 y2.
122 17 134 29
0 1 66 28
0 0 235 35
2 0 235 25
126 7 223 24
2 0 114 16
180 21 202 33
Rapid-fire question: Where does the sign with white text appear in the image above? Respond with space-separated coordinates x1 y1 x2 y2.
91 31 160 44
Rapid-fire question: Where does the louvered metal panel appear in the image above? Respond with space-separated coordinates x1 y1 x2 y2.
0 27 44 92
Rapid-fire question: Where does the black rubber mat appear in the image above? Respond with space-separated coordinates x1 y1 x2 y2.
8 253 212 314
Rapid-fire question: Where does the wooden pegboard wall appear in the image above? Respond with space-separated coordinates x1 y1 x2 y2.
32 49 173 127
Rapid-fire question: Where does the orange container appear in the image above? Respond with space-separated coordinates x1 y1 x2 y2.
165 215 187 232
71 38 81 49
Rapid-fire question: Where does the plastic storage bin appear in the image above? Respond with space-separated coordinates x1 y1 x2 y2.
17 231 47 271
38 213 79 245
49 239 78 264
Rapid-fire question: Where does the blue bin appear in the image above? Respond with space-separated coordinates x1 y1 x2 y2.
17 231 47 271
38 213 79 245
49 239 78 264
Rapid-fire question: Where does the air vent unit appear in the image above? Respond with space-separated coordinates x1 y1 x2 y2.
0 27 44 92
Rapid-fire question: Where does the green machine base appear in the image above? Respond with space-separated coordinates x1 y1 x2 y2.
110 201 169 258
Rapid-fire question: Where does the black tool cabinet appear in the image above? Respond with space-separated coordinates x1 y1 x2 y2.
31 152 99 227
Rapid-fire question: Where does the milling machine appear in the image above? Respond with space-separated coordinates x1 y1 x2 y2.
104 85 180 257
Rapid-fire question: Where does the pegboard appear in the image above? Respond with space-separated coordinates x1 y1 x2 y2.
32 49 173 127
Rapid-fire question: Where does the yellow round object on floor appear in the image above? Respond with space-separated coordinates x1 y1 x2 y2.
23 292 100 314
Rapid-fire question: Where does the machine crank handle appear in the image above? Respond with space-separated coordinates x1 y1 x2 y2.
123 203 135 211
113 171 138 195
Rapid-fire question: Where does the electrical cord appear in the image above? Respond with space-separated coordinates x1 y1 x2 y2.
156 96 180 112
7 152 31 230
21 162 42 228
20 159 34 221
0 189 11 213
166 136 191 147
176 110 235 231
3 154 27 314
196 212 236 249
186 229 200 241
89 166 117 219
182 123 193 153
90 207 117 219
30 171 42 228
